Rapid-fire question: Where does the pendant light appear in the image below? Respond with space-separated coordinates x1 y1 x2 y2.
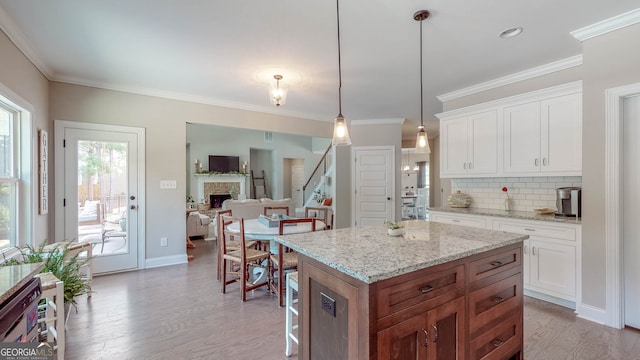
270 74 287 107
414 10 431 154
331 0 352 146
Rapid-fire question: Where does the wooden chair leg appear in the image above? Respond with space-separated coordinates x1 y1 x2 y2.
240 259 247 302
221 258 227 294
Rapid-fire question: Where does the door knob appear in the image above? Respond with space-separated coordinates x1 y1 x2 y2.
387 197 391 200
130 195 136 200
130 205 137 210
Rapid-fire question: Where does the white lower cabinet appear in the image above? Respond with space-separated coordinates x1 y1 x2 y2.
429 212 487 229
429 211 580 308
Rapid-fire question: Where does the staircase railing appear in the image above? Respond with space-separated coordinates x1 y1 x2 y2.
303 144 332 203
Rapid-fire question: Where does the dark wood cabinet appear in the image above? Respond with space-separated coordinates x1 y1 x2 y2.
298 243 523 360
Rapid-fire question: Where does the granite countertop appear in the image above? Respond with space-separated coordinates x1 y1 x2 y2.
0 263 45 304
429 207 582 224
275 220 527 284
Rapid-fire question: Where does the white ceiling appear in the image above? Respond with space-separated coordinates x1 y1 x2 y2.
0 0 638 139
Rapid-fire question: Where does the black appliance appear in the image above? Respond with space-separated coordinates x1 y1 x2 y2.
0 277 42 342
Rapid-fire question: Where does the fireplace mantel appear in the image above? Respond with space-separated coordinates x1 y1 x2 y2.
195 174 247 204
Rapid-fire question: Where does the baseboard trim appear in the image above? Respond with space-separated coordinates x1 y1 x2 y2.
145 254 189 269
524 289 575 309
576 303 607 325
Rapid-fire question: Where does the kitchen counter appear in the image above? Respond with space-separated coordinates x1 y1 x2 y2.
0 263 45 304
429 206 582 224
275 219 527 284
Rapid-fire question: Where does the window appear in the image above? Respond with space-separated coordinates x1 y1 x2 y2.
0 104 18 250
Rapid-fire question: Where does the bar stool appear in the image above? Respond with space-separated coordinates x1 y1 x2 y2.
285 271 299 357
35 272 65 360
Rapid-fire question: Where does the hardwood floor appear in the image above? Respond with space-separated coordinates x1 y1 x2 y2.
64 238 640 359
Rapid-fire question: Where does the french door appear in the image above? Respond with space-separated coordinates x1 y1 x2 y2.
55 121 145 273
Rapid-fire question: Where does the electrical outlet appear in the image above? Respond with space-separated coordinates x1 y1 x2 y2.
320 292 336 317
160 237 168 247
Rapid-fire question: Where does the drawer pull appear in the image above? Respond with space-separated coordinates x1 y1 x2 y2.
491 296 505 303
419 285 434 294
421 328 429 348
524 228 536 232
489 260 503 268
431 324 438 343
492 338 505 347
452 219 461 223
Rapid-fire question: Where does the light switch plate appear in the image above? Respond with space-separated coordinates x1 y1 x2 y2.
160 180 177 189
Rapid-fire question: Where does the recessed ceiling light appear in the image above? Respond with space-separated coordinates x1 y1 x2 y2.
499 27 523 39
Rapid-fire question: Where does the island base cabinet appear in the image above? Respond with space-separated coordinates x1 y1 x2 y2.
377 297 466 360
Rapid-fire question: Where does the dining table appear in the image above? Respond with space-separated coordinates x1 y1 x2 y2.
225 217 326 284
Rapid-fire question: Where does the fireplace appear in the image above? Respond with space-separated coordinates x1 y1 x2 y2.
210 194 232 209
195 174 246 206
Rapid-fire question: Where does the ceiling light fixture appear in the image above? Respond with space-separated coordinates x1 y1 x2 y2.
414 10 431 154
499 27 523 39
270 74 287 107
331 0 352 146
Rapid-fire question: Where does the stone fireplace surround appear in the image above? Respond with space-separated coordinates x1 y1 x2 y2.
195 174 246 208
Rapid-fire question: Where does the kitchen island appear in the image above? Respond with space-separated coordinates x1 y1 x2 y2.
275 219 528 360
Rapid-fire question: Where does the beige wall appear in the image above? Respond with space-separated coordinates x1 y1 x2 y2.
581 23 640 309
0 30 50 243
49 82 333 262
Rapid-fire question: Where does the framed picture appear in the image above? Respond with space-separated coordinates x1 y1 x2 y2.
38 129 48 215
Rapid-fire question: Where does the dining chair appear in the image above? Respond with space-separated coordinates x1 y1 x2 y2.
304 206 329 229
264 206 289 217
220 215 271 301
269 218 317 307
216 209 256 282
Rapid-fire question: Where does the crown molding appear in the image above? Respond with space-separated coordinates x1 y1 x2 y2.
571 8 640 42
0 5 53 79
350 118 405 126
53 75 330 122
437 55 583 103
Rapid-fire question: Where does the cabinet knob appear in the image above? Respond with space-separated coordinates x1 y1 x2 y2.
543 158 548 166
532 247 536 255
431 324 439 343
463 163 467 169
419 285 434 294
468 162 473 169
535 158 539 166
421 328 429 348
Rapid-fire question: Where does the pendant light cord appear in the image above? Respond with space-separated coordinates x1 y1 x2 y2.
419 18 424 128
336 0 343 117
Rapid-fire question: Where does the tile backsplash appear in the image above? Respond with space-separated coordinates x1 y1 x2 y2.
451 176 582 212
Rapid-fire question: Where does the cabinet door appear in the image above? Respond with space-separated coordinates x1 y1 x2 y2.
377 314 428 360
468 110 497 175
503 102 541 173
441 117 469 177
529 239 576 299
541 93 582 173
426 296 466 360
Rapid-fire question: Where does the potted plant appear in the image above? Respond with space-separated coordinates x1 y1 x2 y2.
384 221 405 236
3 242 92 311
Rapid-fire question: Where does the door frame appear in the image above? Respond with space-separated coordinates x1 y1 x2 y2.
604 82 640 328
351 146 396 227
54 120 146 270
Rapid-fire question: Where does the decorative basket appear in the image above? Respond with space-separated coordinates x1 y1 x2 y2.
447 191 472 208
197 203 210 212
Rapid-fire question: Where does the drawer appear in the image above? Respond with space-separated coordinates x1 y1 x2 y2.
376 265 465 318
468 247 521 283
430 213 487 229
493 220 576 241
469 273 522 332
469 311 522 360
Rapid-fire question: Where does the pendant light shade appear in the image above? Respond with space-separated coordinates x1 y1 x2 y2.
270 74 287 107
414 10 431 154
331 0 352 146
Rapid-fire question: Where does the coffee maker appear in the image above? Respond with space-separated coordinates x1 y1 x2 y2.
555 187 581 217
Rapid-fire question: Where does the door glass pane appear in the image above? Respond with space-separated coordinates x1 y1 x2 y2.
76 140 128 256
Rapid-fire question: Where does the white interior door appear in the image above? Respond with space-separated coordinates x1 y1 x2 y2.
352 147 394 227
291 160 305 208
55 121 145 274
623 94 640 328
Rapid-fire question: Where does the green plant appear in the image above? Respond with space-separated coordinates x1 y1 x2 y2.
384 221 403 230
3 242 92 310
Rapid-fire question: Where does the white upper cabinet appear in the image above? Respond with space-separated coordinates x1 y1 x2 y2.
441 111 497 177
437 81 582 178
